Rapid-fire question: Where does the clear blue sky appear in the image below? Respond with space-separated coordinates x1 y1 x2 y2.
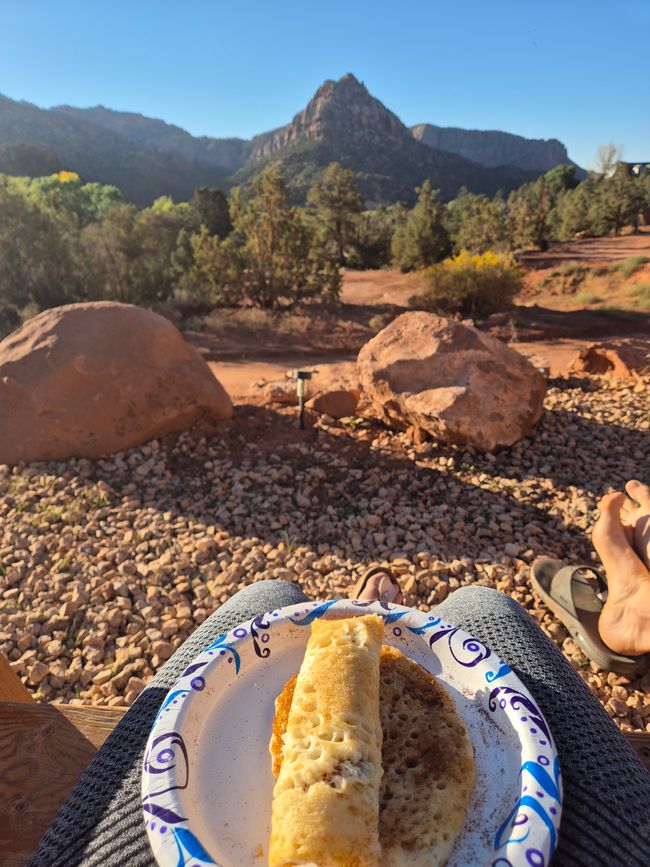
1 0 648 168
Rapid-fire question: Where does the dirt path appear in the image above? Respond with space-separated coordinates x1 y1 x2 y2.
208 339 594 400
521 227 650 269
208 359 344 400
513 339 595 376
340 269 427 306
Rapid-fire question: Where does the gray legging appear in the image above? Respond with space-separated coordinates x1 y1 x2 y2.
28 583 650 867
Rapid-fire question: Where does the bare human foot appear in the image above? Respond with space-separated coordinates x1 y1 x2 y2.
355 571 403 605
592 480 650 656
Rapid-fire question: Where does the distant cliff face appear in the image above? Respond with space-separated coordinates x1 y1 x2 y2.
411 123 571 172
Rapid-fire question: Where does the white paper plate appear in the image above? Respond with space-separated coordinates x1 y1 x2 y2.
142 599 562 867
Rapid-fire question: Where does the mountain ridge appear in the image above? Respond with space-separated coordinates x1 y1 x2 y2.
0 75 579 203
411 122 581 174
0 93 228 201
54 104 252 175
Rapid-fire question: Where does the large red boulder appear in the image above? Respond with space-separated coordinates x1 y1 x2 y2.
356 312 546 451
0 302 232 464
569 338 650 377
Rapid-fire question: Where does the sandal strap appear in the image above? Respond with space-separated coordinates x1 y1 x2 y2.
354 565 400 599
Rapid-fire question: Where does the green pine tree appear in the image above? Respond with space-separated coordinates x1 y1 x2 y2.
391 180 450 271
307 162 363 265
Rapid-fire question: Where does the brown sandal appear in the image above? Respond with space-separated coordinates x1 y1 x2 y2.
351 565 403 603
530 557 650 677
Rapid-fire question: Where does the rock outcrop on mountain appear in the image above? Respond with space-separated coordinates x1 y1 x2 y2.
411 123 576 174
0 74 579 204
249 74 409 162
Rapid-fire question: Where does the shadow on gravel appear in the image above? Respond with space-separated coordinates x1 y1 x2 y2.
488 408 650 497
121 404 597 567
507 304 650 340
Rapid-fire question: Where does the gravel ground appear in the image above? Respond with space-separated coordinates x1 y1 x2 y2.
1 373 648 731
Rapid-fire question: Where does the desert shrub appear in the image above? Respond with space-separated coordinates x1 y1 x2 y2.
446 188 509 254
628 282 650 309
392 180 450 271
226 167 341 307
560 261 588 291
409 250 524 318
369 313 391 333
307 162 363 266
80 203 183 306
191 187 232 238
576 292 603 305
0 301 21 339
559 260 584 277
347 208 395 269
553 170 646 239
617 255 650 279
507 176 552 250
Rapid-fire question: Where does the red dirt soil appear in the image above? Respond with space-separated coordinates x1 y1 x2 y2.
186 231 650 397
520 227 650 269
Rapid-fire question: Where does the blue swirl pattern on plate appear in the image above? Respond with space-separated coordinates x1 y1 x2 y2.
142 599 562 866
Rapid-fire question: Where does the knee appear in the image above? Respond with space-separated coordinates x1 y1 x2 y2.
233 578 305 604
440 585 528 620
241 579 298 593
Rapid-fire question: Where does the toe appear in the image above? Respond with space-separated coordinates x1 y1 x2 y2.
593 491 649 594
377 575 402 604
592 492 633 564
626 479 650 510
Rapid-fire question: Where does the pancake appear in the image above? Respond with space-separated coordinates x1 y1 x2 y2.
268 614 384 867
378 645 475 866
271 644 475 867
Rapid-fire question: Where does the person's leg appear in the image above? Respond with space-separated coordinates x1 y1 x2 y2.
28 580 309 867
436 585 650 867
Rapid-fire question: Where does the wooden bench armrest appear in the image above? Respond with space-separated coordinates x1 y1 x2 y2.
0 701 126 866
0 652 34 703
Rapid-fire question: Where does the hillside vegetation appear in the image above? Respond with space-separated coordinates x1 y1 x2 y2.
1 157 649 338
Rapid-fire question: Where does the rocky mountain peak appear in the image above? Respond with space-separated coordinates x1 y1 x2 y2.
250 73 409 162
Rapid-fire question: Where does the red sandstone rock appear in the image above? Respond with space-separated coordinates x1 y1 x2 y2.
569 339 650 377
0 302 232 464
356 311 546 451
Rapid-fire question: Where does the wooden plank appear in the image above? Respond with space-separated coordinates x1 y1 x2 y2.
0 701 124 866
56 704 127 749
0 653 34 703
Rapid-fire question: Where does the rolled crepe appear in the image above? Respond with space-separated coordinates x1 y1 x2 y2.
269 614 384 867
272 645 476 867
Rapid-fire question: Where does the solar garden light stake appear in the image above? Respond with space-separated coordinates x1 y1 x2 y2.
291 369 312 429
